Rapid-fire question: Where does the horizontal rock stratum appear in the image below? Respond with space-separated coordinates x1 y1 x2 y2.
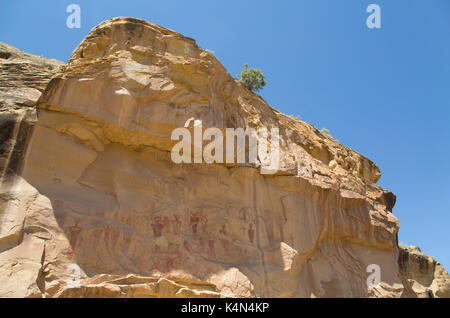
0 17 448 298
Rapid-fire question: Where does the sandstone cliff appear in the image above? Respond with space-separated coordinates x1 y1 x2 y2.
0 17 448 298
0 42 63 183
399 245 450 298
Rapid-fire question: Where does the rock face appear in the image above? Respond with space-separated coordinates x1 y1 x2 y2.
399 245 450 298
0 42 64 297
0 42 63 182
0 17 447 298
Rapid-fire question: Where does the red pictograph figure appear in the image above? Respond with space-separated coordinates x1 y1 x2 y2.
219 225 230 255
238 246 248 256
151 216 165 237
219 224 227 236
248 223 255 243
166 244 182 271
201 215 208 234
189 210 201 234
208 239 215 257
183 239 191 252
220 238 230 255
238 208 246 221
171 214 182 233
104 225 111 246
68 220 82 250
263 213 274 242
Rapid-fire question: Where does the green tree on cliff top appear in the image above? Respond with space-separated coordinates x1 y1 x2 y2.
238 63 267 93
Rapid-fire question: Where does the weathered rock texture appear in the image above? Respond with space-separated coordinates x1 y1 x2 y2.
0 42 63 182
0 18 448 298
399 245 450 298
0 42 64 297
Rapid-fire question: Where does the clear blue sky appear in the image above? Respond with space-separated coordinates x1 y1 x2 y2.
1 1 449 270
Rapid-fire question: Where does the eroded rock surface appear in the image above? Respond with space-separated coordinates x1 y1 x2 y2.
0 42 63 297
0 42 63 181
0 18 447 298
399 245 450 298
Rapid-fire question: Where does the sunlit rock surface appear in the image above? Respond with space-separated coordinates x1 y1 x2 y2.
399 245 450 298
0 18 448 298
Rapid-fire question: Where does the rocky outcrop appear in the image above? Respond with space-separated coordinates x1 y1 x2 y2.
0 17 447 298
399 245 450 298
0 42 63 182
0 42 63 297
